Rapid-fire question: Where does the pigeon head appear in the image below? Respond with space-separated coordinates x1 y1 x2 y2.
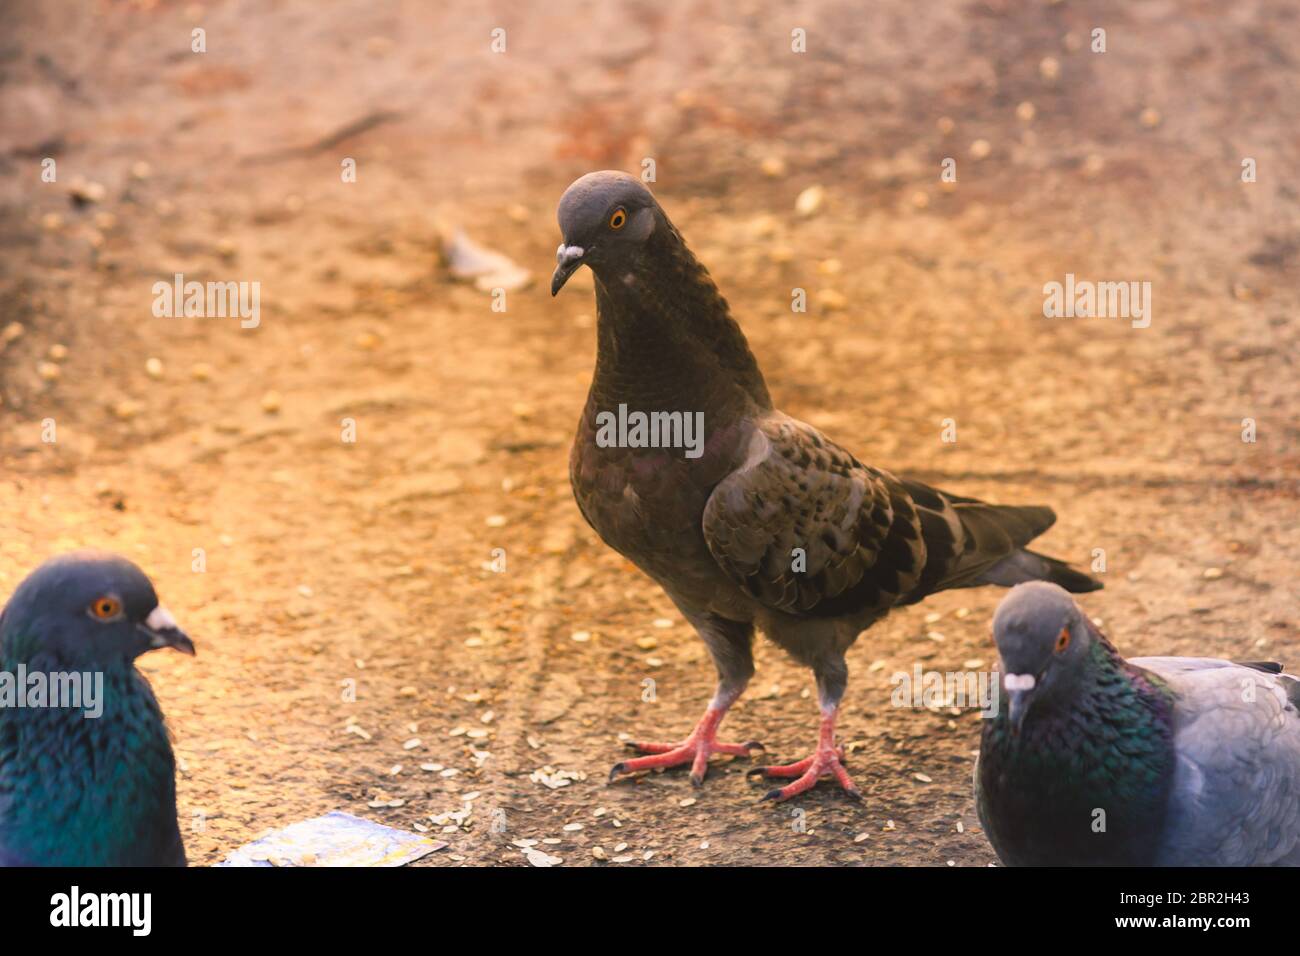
0 551 194 669
552 171 660 295
991 582 1094 733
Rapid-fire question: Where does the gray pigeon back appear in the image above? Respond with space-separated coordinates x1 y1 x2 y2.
1136 657 1300 866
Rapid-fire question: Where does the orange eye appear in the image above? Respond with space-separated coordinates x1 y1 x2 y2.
90 596 121 620
609 208 627 229
1055 627 1071 653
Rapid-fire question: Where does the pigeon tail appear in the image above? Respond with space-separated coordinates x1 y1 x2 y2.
975 547 1103 593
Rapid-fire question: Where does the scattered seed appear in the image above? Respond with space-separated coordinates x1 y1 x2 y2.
816 289 847 311
794 184 825 217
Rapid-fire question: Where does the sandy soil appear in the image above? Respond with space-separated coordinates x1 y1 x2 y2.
0 0 1296 866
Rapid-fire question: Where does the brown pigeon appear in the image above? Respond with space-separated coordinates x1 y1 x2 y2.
552 170 1100 801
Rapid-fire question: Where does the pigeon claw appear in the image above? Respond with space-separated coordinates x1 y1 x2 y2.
751 744 859 803
608 711 762 788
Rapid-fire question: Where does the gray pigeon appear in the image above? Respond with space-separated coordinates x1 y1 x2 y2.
977 582 1300 865
552 170 1100 801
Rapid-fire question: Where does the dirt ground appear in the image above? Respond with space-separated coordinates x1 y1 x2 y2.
0 0 1297 866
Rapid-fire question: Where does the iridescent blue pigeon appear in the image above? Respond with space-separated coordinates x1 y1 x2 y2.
0 552 194 866
977 582 1300 866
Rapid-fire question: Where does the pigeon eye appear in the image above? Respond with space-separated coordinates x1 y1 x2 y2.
1055 627 1071 653
90 596 122 620
609 208 627 230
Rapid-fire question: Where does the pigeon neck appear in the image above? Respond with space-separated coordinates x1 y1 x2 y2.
0 667 179 865
979 640 1175 864
1052 637 1170 722
588 222 772 418
989 636 1176 778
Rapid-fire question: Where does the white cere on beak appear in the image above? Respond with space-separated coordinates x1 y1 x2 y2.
556 243 584 263
1004 673 1037 691
146 605 179 633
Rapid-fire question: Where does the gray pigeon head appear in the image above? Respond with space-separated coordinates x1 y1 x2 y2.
991 582 1092 732
0 551 194 668
552 170 660 295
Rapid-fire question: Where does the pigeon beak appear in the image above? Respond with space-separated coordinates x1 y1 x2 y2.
140 604 196 656
1007 690 1030 735
1002 672 1036 734
551 243 585 296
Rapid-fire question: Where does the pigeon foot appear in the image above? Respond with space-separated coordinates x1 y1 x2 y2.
609 706 763 787
749 707 861 802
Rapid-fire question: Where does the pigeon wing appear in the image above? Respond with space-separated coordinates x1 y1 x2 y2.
702 414 1066 617
1134 657 1300 866
701 415 920 616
